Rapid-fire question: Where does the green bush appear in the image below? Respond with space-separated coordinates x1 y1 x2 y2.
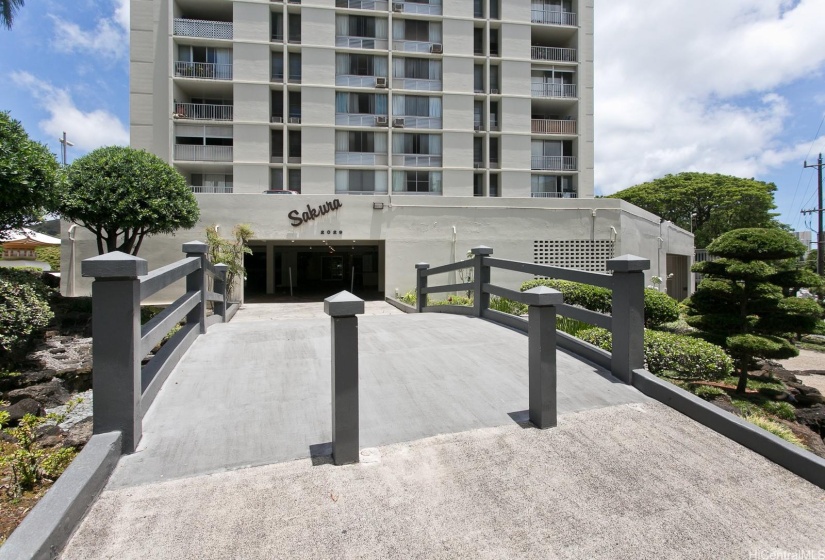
34 246 61 271
399 290 416 305
692 385 726 400
520 279 681 328
643 289 680 327
489 296 527 316
430 295 472 307
578 327 733 380
0 269 54 361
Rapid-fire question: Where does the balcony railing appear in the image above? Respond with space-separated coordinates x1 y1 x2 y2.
335 113 388 126
336 0 389 10
336 75 387 87
531 155 577 171
173 18 233 40
392 154 442 167
190 185 233 194
531 83 577 98
531 191 578 198
531 46 577 63
393 78 442 91
392 1 442 15
335 188 389 195
174 145 233 162
335 36 389 50
173 103 233 121
394 116 442 129
175 61 233 81
532 119 577 135
335 153 389 166
531 10 577 26
393 40 440 54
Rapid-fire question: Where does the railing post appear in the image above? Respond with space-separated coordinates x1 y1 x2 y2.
214 263 228 323
183 241 208 334
324 291 365 466
81 252 149 453
523 286 564 429
607 255 650 384
415 263 430 312
471 246 493 317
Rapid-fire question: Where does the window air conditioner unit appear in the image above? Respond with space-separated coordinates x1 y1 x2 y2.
392 117 405 128
289 117 301 124
375 76 388 88
392 3 404 12
430 43 443 54
271 116 283 123
375 116 388 126
490 88 499 94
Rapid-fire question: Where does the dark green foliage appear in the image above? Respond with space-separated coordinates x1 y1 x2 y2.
519 279 680 327
0 268 54 362
0 112 60 238
685 228 821 392
1 0 25 29
34 246 60 271
488 296 527 316
60 147 199 256
579 327 733 380
606 172 783 248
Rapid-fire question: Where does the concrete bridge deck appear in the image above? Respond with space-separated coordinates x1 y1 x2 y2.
60 303 825 559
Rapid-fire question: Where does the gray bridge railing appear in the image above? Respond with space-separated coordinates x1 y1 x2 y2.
415 246 650 385
81 241 239 453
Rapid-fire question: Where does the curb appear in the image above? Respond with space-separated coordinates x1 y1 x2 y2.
0 431 121 560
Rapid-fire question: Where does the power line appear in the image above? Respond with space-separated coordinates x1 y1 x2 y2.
800 154 824 275
789 112 825 230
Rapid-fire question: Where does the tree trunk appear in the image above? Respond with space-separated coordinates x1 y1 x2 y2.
735 360 748 393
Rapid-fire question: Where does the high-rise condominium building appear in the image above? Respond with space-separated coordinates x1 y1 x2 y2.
61 0 692 301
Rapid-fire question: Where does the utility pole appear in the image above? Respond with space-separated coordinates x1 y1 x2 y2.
58 131 74 167
802 153 825 276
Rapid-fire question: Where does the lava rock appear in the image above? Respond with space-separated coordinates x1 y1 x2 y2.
1 398 42 424
64 417 92 448
796 405 825 436
7 378 71 408
36 425 65 448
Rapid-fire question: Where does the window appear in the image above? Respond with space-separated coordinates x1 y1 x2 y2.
489 28 500 56
474 101 484 128
349 15 376 37
393 170 442 193
288 91 301 118
271 90 284 119
473 27 484 54
489 174 499 197
288 169 301 193
474 65 484 92
474 173 484 196
288 13 301 43
271 53 284 80
489 137 499 166
474 0 484 18
271 169 284 190
490 101 500 129
474 137 483 165
288 53 301 82
271 13 283 40
404 20 429 41
271 131 283 158
349 54 374 75
490 66 500 92
490 0 500 19
336 92 389 114
288 131 301 159
393 133 441 154
335 170 388 193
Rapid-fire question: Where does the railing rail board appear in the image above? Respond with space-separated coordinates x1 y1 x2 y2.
140 290 200 358
421 282 473 295
482 257 613 289
140 257 200 301
422 258 475 277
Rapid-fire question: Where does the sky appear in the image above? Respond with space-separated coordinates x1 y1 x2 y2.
1 0 824 236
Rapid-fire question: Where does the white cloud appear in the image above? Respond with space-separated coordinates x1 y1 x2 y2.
595 0 825 193
11 71 129 152
50 0 129 61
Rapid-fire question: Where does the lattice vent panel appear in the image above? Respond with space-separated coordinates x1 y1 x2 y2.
532 240 615 273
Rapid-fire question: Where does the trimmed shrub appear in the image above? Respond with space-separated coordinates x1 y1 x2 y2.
0 269 54 361
520 279 681 328
34 246 61 271
578 327 733 380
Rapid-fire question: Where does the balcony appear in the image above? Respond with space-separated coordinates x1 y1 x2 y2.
174 145 233 162
391 1 442 15
531 191 578 198
336 36 389 50
531 46 577 63
173 103 233 121
393 116 442 129
336 74 387 87
531 10 577 26
175 61 233 81
531 83 577 98
336 0 389 10
335 113 387 126
531 119 577 135
173 18 233 40
393 78 442 92
531 155 577 171
335 153 389 165
393 40 442 54
190 185 233 194
392 154 442 167
335 187 389 195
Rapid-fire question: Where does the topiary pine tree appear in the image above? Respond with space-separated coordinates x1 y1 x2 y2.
685 228 822 393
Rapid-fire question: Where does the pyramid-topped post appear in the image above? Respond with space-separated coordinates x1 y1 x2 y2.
471 246 493 316
607 255 650 384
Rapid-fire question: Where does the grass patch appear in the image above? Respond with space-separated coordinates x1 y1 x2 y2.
731 397 796 421
744 414 807 449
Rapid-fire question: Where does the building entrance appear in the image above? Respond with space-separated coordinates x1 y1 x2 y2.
245 241 384 301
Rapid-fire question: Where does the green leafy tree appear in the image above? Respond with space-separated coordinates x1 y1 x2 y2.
60 147 199 255
607 172 784 248
206 224 253 302
685 228 821 393
1 0 24 29
0 111 60 239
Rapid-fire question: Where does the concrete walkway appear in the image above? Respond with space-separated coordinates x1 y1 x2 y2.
107 302 645 488
62 402 825 560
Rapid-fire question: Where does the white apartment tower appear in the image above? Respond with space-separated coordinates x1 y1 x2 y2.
111 0 692 303
131 0 593 199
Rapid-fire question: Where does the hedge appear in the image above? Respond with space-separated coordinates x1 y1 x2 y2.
0 268 54 361
578 327 733 380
